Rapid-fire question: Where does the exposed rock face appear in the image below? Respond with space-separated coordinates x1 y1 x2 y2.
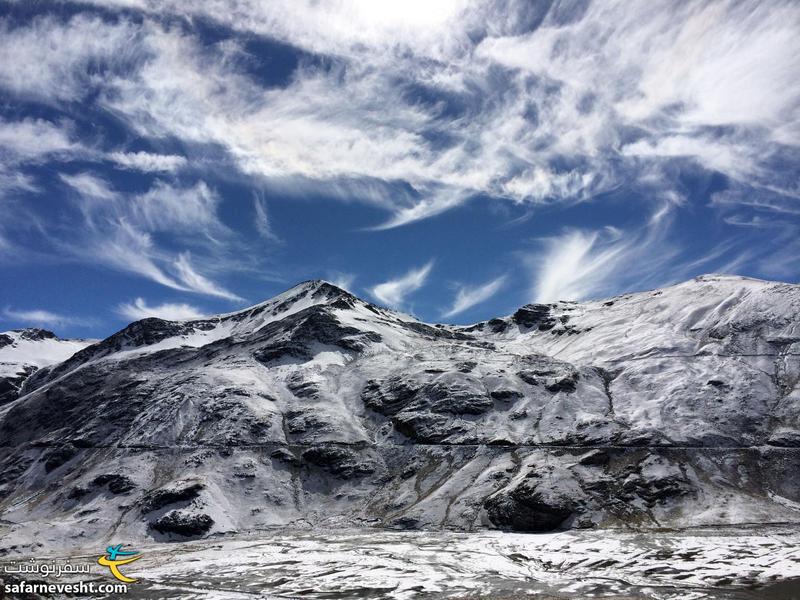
140 480 204 514
0 276 799 553
15 329 57 342
151 510 214 537
301 445 377 478
92 474 136 495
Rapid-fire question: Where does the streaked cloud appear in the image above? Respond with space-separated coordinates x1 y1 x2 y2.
0 13 140 103
173 252 244 301
109 151 187 172
60 172 118 201
0 118 76 160
117 297 205 321
2 307 89 328
57 173 244 300
36 0 793 229
0 2 795 240
442 275 507 319
371 262 433 308
253 194 281 243
327 272 356 292
132 180 227 239
530 205 679 303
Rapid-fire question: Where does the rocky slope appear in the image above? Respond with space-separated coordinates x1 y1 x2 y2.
0 329 93 406
0 275 798 553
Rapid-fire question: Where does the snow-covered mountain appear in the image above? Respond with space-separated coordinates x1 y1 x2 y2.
0 328 93 406
0 275 798 553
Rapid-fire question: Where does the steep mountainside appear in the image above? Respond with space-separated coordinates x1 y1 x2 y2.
0 276 798 553
0 329 93 406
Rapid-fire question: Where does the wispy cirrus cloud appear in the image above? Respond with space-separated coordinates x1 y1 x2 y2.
0 117 76 161
60 172 118 201
109 151 187 173
117 297 205 321
326 272 356 292
371 262 433 308
131 180 228 239
526 199 781 303
529 205 680 303
32 0 793 230
2 307 91 328
0 2 796 236
57 172 244 300
173 252 243 301
253 194 281 243
442 275 507 319
0 13 142 104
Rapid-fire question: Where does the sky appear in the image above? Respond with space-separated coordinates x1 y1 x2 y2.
0 0 798 339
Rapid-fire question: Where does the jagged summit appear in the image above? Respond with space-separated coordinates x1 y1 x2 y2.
7 328 57 341
227 279 356 315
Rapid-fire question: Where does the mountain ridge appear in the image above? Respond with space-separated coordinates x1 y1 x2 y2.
0 275 798 552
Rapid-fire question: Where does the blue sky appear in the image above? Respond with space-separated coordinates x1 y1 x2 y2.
0 0 798 338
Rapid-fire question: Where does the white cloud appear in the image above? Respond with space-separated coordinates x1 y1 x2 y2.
96 220 187 291
174 252 243 301
84 0 472 58
253 194 281 242
327 272 355 292
57 173 243 300
370 188 471 230
132 180 225 238
0 168 38 198
2 3 797 227
0 0 795 313
525 196 791 299
117 297 205 321
371 261 433 308
109 151 187 172
532 229 627 303
622 136 755 183
2 307 85 327
60 172 118 201
530 205 679 303
711 187 800 216
0 14 140 103
441 275 506 318
0 118 76 160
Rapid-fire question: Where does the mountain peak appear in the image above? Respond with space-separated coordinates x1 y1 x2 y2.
281 279 355 303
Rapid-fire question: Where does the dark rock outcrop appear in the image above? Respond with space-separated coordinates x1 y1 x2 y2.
301 445 377 478
485 477 579 532
512 304 557 330
41 445 78 473
141 481 204 513
151 510 214 537
92 474 136 494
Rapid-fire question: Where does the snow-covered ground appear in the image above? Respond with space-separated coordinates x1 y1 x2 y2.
0 329 91 379
2 527 798 599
